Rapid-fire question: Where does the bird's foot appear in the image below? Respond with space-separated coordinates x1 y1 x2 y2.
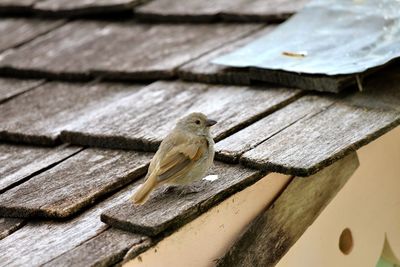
161 185 179 194
178 184 204 196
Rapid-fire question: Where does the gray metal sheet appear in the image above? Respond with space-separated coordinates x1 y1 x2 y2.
213 0 400 75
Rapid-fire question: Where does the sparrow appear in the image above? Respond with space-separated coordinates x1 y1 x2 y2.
131 112 217 204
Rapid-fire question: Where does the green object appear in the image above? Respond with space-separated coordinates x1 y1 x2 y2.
376 257 395 267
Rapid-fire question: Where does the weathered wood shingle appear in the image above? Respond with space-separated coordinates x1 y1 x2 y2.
135 0 308 22
0 218 25 240
34 0 145 16
0 21 260 81
101 162 263 236
0 82 142 145
62 80 302 151
178 26 273 85
216 66 400 176
0 18 64 52
0 148 152 219
0 0 144 16
215 95 334 163
0 144 81 193
0 78 43 103
250 68 358 93
42 229 152 267
241 96 400 176
0 183 148 267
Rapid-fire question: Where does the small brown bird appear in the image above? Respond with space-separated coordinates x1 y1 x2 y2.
131 112 217 204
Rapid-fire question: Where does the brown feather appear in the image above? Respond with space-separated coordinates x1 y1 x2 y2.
157 142 204 182
131 173 157 205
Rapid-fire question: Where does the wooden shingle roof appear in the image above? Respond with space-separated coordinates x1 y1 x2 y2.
0 1 399 266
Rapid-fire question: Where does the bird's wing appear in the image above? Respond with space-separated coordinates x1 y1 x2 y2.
155 139 207 183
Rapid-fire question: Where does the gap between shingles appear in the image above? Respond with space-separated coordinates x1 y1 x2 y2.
214 90 306 143
32 160 149 220
0 218 27 240
0 79 46 105
36 175 150 265
0 146 85 194
225 98 337 164
0 19 69 54
61 84 304 157
39 225 111 266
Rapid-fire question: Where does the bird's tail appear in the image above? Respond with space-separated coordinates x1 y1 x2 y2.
131 175 157 205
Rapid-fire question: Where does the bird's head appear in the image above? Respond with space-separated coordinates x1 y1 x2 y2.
176 112 217 136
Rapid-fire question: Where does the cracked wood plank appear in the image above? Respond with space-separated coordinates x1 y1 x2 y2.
135 0 308 22
0 18 64 52
62 80 302 151
33 0 146 17
101 162 263 236
0 78 43 103
0 183 148 267
0 218 25 240
0 21 259 81
216 152 359 267
42 228 152 267
178 26 272 85
0 148 152 219
215 95 333 163
0 82 142 145
0 144 81 193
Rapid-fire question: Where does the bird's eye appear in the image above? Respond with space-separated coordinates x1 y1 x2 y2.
195 120 201 125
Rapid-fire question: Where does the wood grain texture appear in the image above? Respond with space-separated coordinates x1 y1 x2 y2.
0 218 25 240
250 68 358 93
0 21 259 81
62 80 302 151
216 152 359 267
0 148 152 219
0 144 81 193
0 18 64 52
215 95 333 163
178 26 272 85
0 182 148 267
33 0 145 16
241 94 400 176
101 162 263 236
0 78 43 103
0 82 142 145
42 228 152 267
135 0 308 22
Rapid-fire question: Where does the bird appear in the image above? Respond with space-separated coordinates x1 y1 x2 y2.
131 112 217 204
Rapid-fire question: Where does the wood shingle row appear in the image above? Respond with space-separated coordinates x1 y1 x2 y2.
0 0 399 266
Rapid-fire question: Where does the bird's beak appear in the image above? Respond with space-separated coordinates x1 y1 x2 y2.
206 119 217 127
